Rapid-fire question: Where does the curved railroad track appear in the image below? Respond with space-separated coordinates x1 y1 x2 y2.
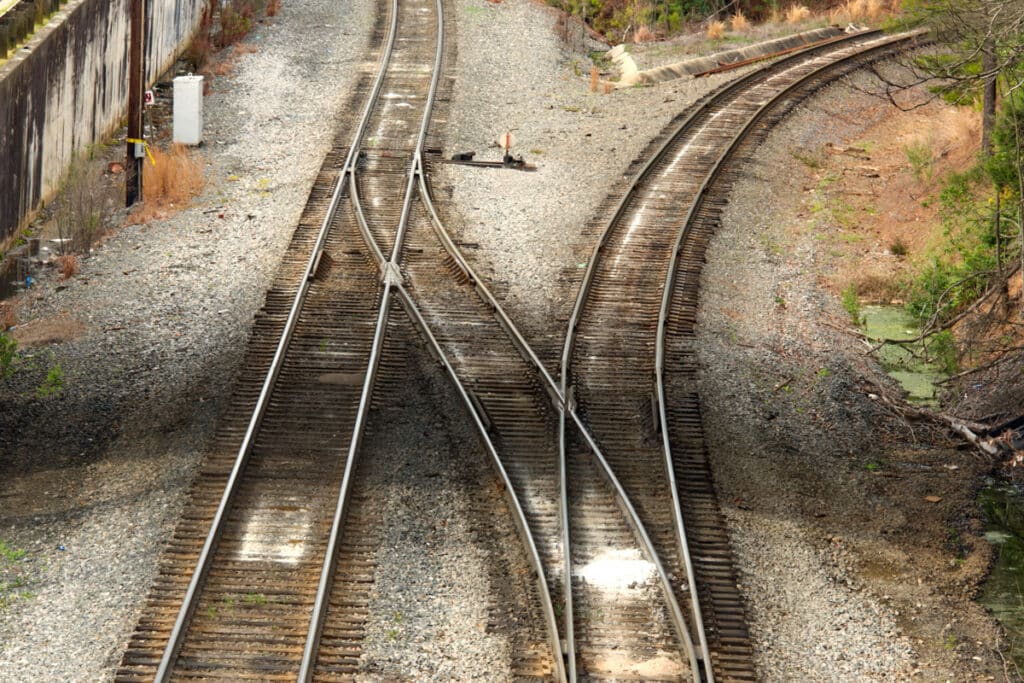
560 27 927 683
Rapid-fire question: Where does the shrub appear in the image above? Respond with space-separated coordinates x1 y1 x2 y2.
56 254 78 280
785 4 810 23
927 330 958 374
730 9 750 32
706 20 724 40
633 25 655 42
36 364 63 398
0 302 16 330
54 155 113 255
185 31 213 72
889 237 909 257
218 0 256 47
0 332 16 379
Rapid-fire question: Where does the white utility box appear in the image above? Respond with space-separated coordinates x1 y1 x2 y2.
172 74 204 145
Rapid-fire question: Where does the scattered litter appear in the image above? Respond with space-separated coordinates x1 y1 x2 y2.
924 495 942 503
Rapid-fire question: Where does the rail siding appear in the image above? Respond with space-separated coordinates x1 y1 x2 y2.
0 0 203 244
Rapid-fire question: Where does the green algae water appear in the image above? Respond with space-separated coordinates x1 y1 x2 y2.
860 305 948 405
979 479 1024 668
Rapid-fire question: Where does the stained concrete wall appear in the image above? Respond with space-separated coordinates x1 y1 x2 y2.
0 0 203 242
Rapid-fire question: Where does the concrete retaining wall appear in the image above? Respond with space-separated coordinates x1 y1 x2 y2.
0 0 203 243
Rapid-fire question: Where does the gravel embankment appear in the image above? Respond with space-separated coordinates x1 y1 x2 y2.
696 72 1002 679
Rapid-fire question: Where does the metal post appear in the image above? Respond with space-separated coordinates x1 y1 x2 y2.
126 0 145 206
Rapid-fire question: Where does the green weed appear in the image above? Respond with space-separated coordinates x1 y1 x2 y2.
905 140 935 184
841 284 860 324
0 541 26 563
0 333 18 379
36 364 63 398
792 149 822 169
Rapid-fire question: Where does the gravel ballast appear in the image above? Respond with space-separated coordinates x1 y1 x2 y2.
0 1 1008 680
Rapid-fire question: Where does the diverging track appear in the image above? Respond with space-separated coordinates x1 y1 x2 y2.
116 9 925 681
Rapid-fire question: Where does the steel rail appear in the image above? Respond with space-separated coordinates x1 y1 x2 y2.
652 31 925 679
556 28 892 683
151 0 402 678
414 165 700 680
298 0 446 676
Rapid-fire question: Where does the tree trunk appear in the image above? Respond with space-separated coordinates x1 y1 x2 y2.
982 45 997 155
995 186 1002 276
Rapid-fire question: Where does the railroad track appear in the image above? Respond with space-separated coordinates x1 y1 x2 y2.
116 9 924 680
114 0 463 677
560 27 927 683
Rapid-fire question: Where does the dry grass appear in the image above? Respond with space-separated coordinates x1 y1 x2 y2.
633 25 655 42
785 4 811 23
730 9 750 32
10 314 86 348
0 302 17 330
849 273 902 303
144 144 204 207
845 0 867 20
831 0 894 24
266 0 280 16
706 19 725 40
590 65 599 92
130 144 205 224
950 107 981 146
56 254 78 280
